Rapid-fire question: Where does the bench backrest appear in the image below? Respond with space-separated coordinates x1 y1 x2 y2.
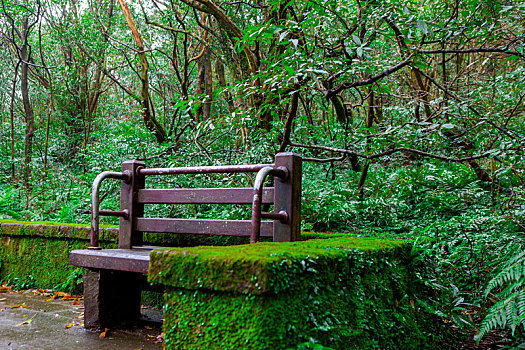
90 152 302 249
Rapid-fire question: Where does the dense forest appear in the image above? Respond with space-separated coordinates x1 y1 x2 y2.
0 0 524 346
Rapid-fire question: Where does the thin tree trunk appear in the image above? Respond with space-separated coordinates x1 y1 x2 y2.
215 59 235 114
21 18 34 187
203 48 213 119
10 62 19 181
39 16 54 175
118 0 166 144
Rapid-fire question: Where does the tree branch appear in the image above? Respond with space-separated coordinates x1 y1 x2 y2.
289 141 495 163
326 54 414 98
417 47 524 58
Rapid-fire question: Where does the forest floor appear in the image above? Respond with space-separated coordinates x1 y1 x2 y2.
440 320 515 349
0 287 162 350
0 285 517 349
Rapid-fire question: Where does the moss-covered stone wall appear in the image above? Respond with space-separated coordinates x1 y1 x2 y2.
0 220 119 289
149 236 444 349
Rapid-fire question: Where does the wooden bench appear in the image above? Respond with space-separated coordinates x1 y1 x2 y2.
69 152 302 329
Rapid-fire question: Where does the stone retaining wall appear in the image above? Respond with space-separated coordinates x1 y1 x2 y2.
0 220 119 289
149 236 444 349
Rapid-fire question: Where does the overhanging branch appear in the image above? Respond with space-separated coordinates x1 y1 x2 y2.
326 54 414 98
289 141 494 163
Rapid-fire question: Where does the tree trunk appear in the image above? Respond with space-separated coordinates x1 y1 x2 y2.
10 62 19 181
203 48 213 119
21 18 34 187
215 59 235 114
118 0 167 144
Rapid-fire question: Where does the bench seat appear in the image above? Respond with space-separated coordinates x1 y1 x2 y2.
70 248 157 274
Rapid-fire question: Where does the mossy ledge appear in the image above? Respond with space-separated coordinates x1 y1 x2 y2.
0 219 119 289
0 219 118 241
150 237 445 349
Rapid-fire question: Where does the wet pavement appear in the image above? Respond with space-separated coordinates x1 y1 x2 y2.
0 288 163 350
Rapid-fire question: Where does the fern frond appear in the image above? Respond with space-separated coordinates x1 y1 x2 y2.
478 247 525 343
485 249 525 296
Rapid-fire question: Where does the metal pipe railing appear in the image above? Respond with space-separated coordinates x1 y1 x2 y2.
89 171 131 249
90 162 291 247
138 164 273 176
250 166 288 243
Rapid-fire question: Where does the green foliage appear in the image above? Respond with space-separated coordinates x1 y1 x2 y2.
4 273 38 290
0 187 23 220
53 268 83 295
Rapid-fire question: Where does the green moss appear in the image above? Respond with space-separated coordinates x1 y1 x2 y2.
0 220 119 290
151 237 446 349
149 236 404 294
300 231 347 240
0 219 118 241
0 235 116 289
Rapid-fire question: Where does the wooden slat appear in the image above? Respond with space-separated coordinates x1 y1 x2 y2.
135 218 273 237
137 187 274 204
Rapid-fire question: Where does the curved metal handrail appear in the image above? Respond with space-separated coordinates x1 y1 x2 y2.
89 171 131 249
250 166 288 243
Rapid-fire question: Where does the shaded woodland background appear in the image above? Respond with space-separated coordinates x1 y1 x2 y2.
0 0 524 345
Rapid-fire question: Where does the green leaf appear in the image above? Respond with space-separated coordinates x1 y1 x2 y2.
284 65 295 76
416 19 429 34
352 35 362 46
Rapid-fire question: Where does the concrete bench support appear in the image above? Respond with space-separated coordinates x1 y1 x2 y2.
83 269 142 329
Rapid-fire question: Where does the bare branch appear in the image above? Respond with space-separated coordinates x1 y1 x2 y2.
289 141 495 163
417 47 524 58
326 54 414 98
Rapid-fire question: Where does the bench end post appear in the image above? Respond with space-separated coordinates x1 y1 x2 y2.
120 160 145 249
273 152 302 242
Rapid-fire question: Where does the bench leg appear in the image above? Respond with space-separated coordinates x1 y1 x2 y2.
83 268 142 330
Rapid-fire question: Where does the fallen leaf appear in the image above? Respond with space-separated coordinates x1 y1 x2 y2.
100 328 109 338
21 303 27 308
73 300 80 306
144 325 153 330
15 313 37 326
65 322 74 329
9 304 21 308
154 333 164 344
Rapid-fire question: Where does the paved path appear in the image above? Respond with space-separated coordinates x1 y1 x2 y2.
0 289 162 350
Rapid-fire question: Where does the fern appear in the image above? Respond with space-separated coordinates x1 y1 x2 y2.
0 187 22 219
476 247 525 341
